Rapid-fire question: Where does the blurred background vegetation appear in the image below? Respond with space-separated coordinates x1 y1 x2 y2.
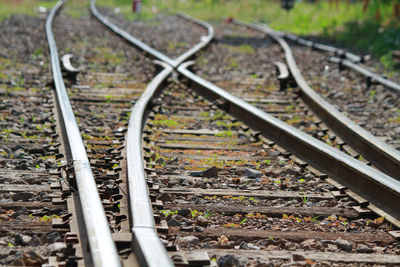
1 0 399 69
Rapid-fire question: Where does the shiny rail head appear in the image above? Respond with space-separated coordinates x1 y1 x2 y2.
127 61 172 229
133 228 174 267
126 61 173 266
46 1 121 266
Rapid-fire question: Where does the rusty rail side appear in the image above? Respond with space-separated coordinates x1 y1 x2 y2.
178 61 400 227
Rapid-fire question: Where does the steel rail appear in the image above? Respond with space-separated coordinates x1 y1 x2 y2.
255 23 400 93
90 0 173 66
90 0 214 68
233 20 400 180
90 1 214 265
174 12 215 65
330 56 400 93
127 61 174 267
45 1 121 267
283 32 362 63
177 61 400 226
256 23 363 63
88 0 396 256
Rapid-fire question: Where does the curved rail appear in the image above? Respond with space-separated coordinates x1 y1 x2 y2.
255 23 362 63
233 20 400 180
178 61 400 226
257 23 400 93
90 0 214 68
127 61 174 267
45 1 121 267
89 0 400 258
90 0 173 65
174 12 215 65
90 1 213 265
282 32 363 63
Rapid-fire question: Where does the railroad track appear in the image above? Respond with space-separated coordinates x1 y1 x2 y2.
89 2 400 266
1 0 400 266
0 0 159 265
43 0 212 266
280 29 400 92
144 73 400 266
194 20 400 180
242 22 400 161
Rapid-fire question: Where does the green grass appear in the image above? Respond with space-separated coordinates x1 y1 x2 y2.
2 0 398 69
0 0 96 20
96 0 399 69
0 0 58 20
227 44 255 54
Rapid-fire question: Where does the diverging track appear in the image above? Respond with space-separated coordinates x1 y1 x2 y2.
45 0 214 266
232 20 400 180
39 0 400 265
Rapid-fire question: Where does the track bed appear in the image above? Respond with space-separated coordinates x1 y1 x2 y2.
143 81 400 266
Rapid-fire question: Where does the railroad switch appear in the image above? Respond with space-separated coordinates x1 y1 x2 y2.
274 61 296 90
61 54 82 84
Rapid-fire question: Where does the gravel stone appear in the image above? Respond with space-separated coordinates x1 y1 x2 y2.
244 168 262 178
158 193 173 202
182 236 200 246
292 253 306 261
201 241 210 248
202 166 219 178
356 244 373 253
217 254 242 267
239 241 249 250
48 242 67 256
46 232 61 243
21 235 32 245
196 215 209 227
28 235 41 246
247 243 261 250
11 192 34 201
267 150 280 157
256 260 274 267
167 219 181 227
281 262 307 267
335 238 353 251
195 225 204 232
181 226 194 232
177 209 191 217
190 166 218 178
16 249 45 266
